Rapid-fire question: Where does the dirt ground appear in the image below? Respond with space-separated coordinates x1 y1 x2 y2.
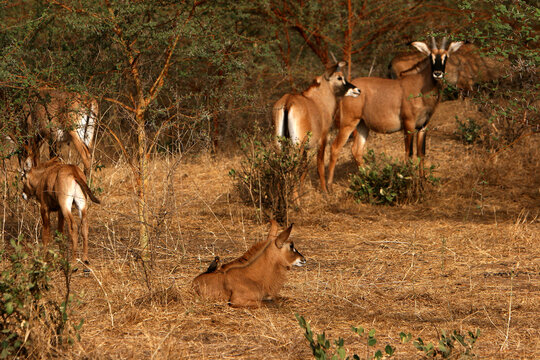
2 99 539 359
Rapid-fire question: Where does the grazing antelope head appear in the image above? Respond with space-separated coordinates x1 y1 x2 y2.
20 90 98 175
273 61 360 195
192 220 306 307
410 37 464 80
326 38 463 190
20 156 101 265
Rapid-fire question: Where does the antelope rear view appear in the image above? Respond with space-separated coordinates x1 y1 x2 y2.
20 157 101 265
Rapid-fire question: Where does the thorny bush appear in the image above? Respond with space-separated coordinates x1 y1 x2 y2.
0 237 82 358
229 134 311 224
348 150 439 205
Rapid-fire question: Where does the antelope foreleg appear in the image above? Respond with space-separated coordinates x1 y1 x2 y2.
317 134 328 193
68 130 92 175
404 128 415 160
327 122 358 191
351 124 369 166
40 207 51 248
80 208 89 264
416 128 427 177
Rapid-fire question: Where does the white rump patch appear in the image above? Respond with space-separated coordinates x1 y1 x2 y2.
75 104 97 147
287 107 301 145
64 180 87 218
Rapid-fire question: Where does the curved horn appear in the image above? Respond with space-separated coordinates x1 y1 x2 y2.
330 51 338 64
430 37 437 50
441 37 448 50
266 219 279 242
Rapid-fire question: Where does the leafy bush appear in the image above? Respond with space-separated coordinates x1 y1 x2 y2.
296 314 395 360
348 150 439 205
414 329 480 359
459 0 539 150
296 314 480 359
229 134 311 224
455 117 482 144
0 238 82 358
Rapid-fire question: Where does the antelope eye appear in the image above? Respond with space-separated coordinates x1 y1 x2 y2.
337 76 343 81
289 243 294 250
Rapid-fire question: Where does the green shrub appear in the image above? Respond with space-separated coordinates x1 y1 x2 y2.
229 134 311 224
348 150 439 205
0 237 82 358
455 116 482 144
296 314 480 359
414 329 480 359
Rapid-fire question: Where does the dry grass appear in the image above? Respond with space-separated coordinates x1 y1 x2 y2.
1 99 539 359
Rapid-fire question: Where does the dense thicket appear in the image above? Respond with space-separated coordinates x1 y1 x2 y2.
1 0 537 156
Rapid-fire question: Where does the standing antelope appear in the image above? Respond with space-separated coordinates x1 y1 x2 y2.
20 157 101 264
22 90 98 175
273 61 360 193
327 38 463 190
390 42 507 93
192 220 306 308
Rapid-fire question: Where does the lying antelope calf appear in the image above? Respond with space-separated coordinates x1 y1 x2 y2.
192 220 306 307
20 157 101 264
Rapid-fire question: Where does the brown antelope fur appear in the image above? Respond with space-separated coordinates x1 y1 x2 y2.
20 157 101 264
22 90 98 175
390 42 508 93
273 61 360 193
192 220 306 308
326 38 464 190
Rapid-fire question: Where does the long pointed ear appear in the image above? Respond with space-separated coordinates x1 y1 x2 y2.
323 63 339 80
337 61 347 70
411 41 431 56
275 224 293 249
447 41 464 55
266 219 279 242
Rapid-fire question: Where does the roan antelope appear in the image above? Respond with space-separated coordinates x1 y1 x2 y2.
21 90 98 175
327 38 464 190
390 42 508 93
192 220 306 308
273 61 360 193
20 157 101 264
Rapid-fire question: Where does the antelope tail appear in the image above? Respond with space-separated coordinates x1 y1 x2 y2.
75 176 101 204
282 106 291 139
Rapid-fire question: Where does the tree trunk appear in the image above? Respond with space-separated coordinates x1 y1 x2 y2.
136 109 149 261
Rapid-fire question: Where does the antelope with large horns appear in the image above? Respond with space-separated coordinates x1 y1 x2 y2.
20 157 101 265
327 37 463 190
20 90 98 175
273 61 360 194
389 42 508 93
192 220 306 308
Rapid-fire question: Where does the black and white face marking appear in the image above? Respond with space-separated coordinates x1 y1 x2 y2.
289 242 306 267
333 74 360 98
430 53 448 80
412 39 463 81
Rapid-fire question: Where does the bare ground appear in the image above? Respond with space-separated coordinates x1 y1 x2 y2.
1 99 539 359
